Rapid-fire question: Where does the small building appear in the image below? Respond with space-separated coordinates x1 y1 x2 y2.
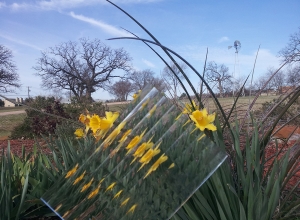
4 99 16 107
3 97 24 107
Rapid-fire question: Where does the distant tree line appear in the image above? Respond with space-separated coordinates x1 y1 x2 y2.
1 27 299 102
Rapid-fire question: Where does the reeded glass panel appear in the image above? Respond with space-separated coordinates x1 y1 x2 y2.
41 86 227 219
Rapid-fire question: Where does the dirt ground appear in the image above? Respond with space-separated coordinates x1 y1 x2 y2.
0 110 26 116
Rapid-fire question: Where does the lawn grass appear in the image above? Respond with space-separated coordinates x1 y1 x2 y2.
105 95 278 114
180 95 279 112
106 103 129 112
0 113 26 138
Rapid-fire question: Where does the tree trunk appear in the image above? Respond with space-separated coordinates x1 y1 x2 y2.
218 80 223 98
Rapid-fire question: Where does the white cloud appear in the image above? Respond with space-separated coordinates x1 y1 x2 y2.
69 11 132 37
142 59 156 68
3 0 163 11
218 36 229 43
0 34 42 51
175 44 281 80
0 2 6 8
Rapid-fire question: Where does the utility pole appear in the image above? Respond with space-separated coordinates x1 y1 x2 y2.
28 86 31 98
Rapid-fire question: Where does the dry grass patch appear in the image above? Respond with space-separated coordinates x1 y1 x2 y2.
0 113 26 138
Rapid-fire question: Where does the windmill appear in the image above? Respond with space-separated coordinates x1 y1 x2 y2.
228 40 243 96
228 40 241 53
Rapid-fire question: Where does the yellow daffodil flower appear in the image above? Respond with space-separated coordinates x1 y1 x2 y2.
80 178 94 192
138 143 161 171
87 185 101 199
79 114 90 125
132 90 141 101
113 190 123 200
139 98 150 111
65 164 78 178
175 100 198 120
144 154 168 179
74 128 84 138
73 171 86 185
105 182 116 192
189 108 216 131
125 129 147 153
126 204 137 215
89 114 101 134
119 129 132 143
147 105 156 118
131 137 154 164
103 121 126 149
120 197 130 207
89 112 120 139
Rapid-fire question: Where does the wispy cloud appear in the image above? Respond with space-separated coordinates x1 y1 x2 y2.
0 2 6 8
142 59 156 68
69 11 132 37
176 44 280 79
3 0 163 11
218 36 229 43
0 34 42 51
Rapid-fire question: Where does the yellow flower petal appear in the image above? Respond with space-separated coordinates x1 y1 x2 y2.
65 164 78 178
105 182 116 192
144 154 168 179
89 114 101 133
125 129 147 152
190 109 216 132
113 190 123 200
62 211 70 218
73 171 86 185
87 185 101 199
147 105 156 118
126 204 137 215
120 197 130 207
168 163 175 169
80 178 94 192
103 122 126 149
74 128 84 138
119 129 132 143
55 204 62 212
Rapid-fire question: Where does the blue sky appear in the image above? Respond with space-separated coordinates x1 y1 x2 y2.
1 0 299 100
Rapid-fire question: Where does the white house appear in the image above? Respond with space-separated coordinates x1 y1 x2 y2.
3 97 24 107
4 99 16 107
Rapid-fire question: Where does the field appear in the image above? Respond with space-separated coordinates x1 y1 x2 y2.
0 95 278 139
0 113 26 138
0 106 26 112
177 95 278 113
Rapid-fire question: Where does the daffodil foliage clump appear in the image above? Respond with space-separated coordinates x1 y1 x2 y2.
41 86 226 219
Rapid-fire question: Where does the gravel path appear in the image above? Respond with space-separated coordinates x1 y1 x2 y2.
0 110 26 116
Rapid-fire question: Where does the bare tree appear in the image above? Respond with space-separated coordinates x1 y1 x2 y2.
0 45 20 92
232 76 246 96
286 65 300 87
34 38 132 101
107 80 134 101
254 76 266 92
267 67 285 94
205 62 232 98
128 69 166 92
162 62 186 99
279 27 300 62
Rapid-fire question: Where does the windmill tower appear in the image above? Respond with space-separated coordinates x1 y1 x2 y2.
228 40 242 96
